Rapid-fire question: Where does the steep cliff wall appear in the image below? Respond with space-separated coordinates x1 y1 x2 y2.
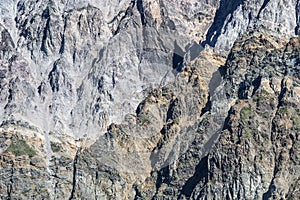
0 0 299 199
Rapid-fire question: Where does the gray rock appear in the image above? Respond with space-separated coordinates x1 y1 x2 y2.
0 1 299 200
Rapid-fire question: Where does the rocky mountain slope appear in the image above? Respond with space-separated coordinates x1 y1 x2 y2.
0 0 299 199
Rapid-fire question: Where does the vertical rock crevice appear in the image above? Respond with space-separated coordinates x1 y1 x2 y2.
137 0 146 25
69 150 79 200
295 0 300 34
41 7 52 55
257 0 271 19
7 161 14 199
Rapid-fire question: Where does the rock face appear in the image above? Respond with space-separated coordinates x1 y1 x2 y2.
0 0 299 199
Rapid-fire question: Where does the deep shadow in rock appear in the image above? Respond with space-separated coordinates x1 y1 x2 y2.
180 155 208 198
172 41 185 71
202 0 245 47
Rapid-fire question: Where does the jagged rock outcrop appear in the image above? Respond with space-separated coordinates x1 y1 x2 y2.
0 0 300 199
0 0 221 140
66 33 299 200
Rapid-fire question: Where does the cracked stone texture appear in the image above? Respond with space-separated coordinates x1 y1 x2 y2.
0 0 220 140
0 0 300 199
70 34 300 200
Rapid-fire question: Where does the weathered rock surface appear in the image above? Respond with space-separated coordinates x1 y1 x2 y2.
0 0 220 140
0 0 299 199
65 33 299 200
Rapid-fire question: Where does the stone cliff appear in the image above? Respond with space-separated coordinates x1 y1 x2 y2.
0 0 299 199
